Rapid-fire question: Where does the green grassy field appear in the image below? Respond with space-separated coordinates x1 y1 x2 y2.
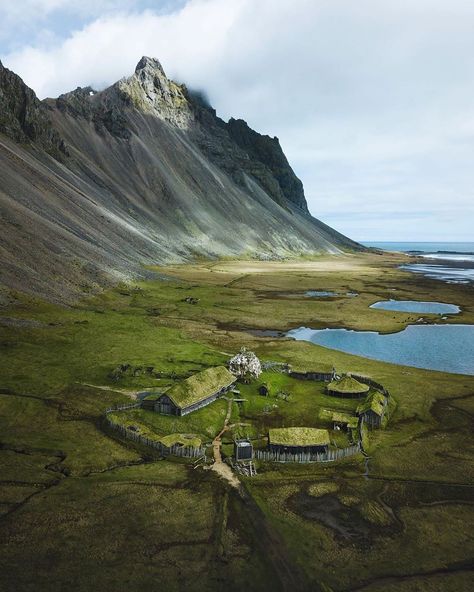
0 253 473 591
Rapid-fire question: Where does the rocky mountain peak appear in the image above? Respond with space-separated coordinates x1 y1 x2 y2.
0 58 362 301
134 56 165 76
116 56 193 128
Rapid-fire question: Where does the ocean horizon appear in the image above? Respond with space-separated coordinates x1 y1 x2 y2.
362 241 474 254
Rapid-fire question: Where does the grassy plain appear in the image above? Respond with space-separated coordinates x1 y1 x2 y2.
0 252 473 591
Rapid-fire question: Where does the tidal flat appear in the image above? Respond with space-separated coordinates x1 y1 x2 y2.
0 252 473 592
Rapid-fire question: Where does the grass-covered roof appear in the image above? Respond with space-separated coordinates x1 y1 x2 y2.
357 391 386 417
166 366 235 409
329 411 359 428
159 433 202 448
328 375 370 394
141 392 165 402
269 427 330 447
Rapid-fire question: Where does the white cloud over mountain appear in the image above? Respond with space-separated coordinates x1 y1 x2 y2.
2 0 473 241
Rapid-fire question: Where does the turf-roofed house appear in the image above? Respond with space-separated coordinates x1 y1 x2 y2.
289 364 335 382
357 391 388 428
142 366 236 416
268 427 330 454
326 374 370 398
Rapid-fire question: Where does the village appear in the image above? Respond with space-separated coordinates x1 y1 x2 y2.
105 347 394 482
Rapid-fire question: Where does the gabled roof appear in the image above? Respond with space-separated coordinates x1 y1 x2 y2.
165 366 235 410
357 391 386 417
269 427 330 447
328 375 370 394
330 411 359 428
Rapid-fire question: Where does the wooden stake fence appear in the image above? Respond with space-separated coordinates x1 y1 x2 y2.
255 443 360 463
104 404 206 458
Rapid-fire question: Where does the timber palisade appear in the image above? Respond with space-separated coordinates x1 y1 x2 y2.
105 359 392 468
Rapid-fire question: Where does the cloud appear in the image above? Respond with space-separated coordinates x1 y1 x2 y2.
2 0 474 241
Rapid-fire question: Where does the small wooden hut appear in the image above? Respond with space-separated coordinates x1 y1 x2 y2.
330 411 359 432
234 439 254 461
326 375 370 398
268 427 330 454
357 392 387 428
141 366 236 416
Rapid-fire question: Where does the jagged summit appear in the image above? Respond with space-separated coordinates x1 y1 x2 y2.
0 57 363 301
113 56 193 128
135 55 165 74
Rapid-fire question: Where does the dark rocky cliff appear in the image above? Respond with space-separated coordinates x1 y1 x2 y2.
0 60 67 159
226 118 308 213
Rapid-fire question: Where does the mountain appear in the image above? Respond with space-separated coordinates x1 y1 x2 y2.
0 57 362 302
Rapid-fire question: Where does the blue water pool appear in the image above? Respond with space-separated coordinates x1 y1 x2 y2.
287 324 474 375
370 300 460 314
305 291 338 297
305 291 359 298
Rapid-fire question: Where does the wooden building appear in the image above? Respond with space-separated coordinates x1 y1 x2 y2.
141 366 236 416
234 439 254 461
330 411 359 432
289 365 335 382
326 375 370 398
357 391 387 428
268 427 330 454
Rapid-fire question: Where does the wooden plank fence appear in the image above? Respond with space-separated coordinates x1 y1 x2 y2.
104 404 206 459
105 402 141 413
349 374 390 397
261 361 291 373
255 442 360 463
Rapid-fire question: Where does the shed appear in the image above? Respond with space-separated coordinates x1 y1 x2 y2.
142 366 236 416
327 375 370 398
330 411 359 431
357 391 387 428
234 439 254 461
268 427 330 454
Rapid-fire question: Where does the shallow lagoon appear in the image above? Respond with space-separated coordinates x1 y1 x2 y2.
400 263 474 284
287 324 474 375
370 300 460 314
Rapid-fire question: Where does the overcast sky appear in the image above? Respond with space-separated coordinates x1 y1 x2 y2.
1 0 473 242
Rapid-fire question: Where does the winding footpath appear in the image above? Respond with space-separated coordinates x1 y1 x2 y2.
210 399 241 489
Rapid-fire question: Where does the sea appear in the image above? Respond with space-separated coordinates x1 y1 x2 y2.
362 241 474 255
362 242 474 284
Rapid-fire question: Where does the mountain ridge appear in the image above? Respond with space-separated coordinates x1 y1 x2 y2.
0 56 363 303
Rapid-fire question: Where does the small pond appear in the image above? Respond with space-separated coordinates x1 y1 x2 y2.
305 290 358 298
370 300 460 314
287 324 474 375
306 290 337 297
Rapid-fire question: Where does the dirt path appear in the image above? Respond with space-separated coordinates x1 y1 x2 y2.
79 383 138 399
210 399 241 489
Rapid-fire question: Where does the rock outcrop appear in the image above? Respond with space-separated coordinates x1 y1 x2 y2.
0 56 363 302
0 60 67 159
